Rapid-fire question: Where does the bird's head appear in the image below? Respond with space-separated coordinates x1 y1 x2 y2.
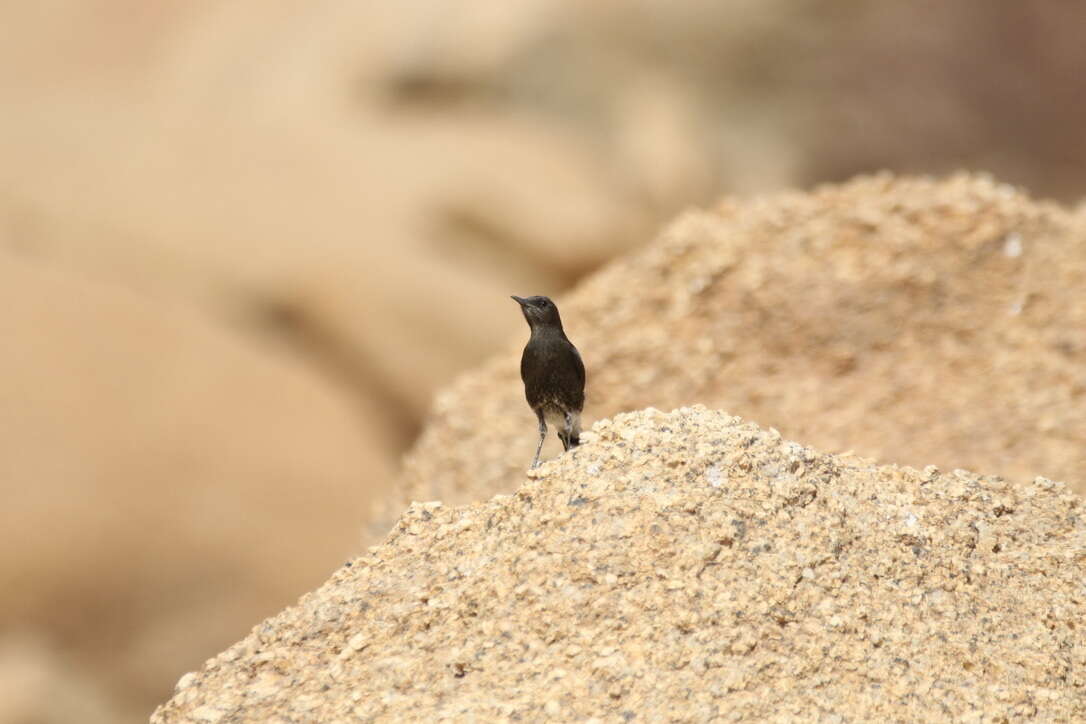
511 295 563 330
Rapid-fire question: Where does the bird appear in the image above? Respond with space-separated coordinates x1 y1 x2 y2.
511 295 586 469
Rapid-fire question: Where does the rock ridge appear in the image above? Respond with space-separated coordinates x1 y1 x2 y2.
396 174 1086 525
154 406 1086 722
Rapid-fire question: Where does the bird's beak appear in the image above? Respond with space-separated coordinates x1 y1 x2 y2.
511 295 527 306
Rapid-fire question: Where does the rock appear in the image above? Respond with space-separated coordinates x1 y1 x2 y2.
152 407 1086 721
395 174 1086 523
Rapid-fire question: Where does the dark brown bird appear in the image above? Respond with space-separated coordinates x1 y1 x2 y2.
511 295 585 468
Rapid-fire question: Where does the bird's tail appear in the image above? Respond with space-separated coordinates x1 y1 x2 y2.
561 414 581 451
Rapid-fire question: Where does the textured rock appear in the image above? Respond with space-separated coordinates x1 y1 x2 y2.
395 174 1086 524
153 406 1086 722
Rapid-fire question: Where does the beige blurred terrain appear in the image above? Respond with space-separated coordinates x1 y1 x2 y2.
3 2 1086 722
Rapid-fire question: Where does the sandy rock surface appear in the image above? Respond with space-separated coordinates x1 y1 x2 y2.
154 406 1086 722
395 174 1086 527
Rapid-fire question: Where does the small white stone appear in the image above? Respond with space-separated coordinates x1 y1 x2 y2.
175 671 198 691
1003 232 1023 258
706 464 725 488
349 632 368 651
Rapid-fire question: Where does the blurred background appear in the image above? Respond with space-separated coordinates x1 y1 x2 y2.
3 1 1086 721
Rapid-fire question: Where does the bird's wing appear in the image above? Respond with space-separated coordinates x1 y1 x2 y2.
561 341 586 411
570 343 585 389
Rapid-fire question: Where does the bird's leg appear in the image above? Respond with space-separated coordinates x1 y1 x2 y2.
531 410 547 468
